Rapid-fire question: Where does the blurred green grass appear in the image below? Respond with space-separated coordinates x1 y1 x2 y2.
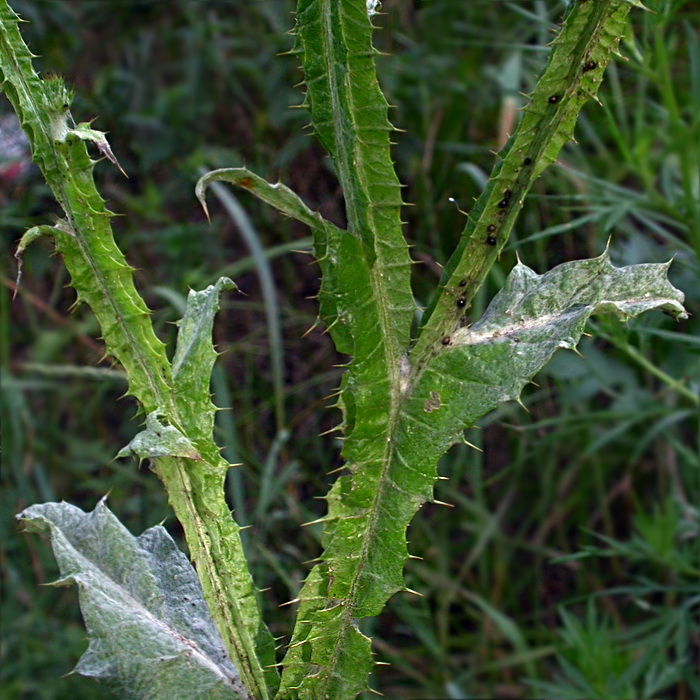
1 1 697 698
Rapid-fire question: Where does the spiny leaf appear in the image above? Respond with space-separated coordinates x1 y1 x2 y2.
117 410 202 462
412 0 639 365
196 169 353 353
407 253 687 466
2 8 278 697
278 2 417 695
14 223 55 290
17 499 250 700
293 0 415 351
171 276 238 458
69 122 126 176
281 252 685 699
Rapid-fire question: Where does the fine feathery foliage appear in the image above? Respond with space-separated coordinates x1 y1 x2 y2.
2 0 689 699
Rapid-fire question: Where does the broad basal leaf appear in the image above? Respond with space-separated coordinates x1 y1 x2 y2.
17 500 250 700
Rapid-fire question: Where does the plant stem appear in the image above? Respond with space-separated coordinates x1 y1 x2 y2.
0 5 277 697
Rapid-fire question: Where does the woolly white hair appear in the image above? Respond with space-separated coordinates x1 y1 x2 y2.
366 0 381 18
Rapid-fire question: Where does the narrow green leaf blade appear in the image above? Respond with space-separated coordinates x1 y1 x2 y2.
413 0 639 364
294 0 415 351
196 169 354 353
171 277 237 456
14 223 55 289
17 500 250 700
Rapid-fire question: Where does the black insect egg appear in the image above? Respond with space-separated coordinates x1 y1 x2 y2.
456 297 466 309
523 157 532 166
548 95 560 104
583 60 597 72
441 336 451 345
486 235 497 246
497 190 511 209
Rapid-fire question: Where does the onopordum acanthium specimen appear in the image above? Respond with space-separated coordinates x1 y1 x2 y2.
3 1 688 699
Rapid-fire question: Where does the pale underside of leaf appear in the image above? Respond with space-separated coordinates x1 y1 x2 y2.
17 499 250 700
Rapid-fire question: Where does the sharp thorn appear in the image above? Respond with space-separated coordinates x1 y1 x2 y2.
279 598 300 608
404 587 424 598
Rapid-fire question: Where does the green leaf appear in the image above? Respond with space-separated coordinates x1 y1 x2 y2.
407 254 687 452
68 122 126 176
279 252 686 699
412 0 640 364
13 223 55 289
293 0 415 350
17 500 250 700
171 276 237 459
117 410 202 462
196 170 353 354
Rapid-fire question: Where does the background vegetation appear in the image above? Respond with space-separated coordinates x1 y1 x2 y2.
1 1 697 698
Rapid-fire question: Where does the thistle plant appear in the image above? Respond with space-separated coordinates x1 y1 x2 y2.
1 1 688 699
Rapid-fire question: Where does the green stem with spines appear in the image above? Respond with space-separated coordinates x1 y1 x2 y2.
411 0 638 369
198 2 649 697
278 1 643 697
0 4 277 698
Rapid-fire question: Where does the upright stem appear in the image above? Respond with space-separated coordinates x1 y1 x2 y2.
0 5 277 697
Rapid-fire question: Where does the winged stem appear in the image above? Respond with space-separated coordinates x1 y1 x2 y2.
0 5 277 697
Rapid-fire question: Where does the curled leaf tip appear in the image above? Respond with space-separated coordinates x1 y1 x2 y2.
195 176 212 221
